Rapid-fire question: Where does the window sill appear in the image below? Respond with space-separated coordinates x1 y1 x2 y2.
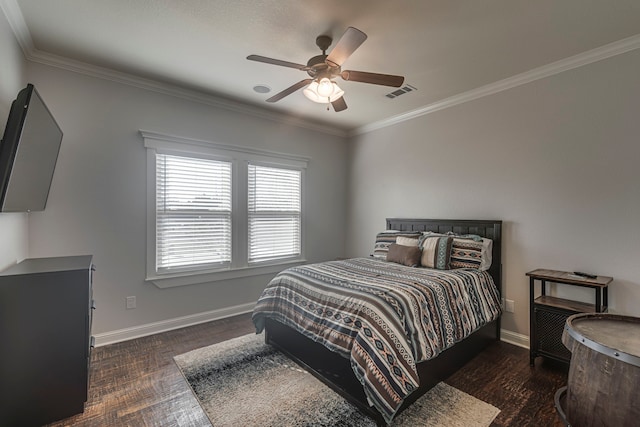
146 259 306 288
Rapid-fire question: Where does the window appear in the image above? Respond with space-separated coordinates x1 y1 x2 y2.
248 164 301 263
155 154 232 272
142 131 308 287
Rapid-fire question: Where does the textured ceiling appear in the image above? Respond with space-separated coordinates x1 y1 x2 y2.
7 0 640 132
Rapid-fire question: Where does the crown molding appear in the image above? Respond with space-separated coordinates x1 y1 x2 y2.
0 0 33 52
352 33 640 136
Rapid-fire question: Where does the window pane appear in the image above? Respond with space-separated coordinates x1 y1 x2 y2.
248 164 301 263
156 154 232 271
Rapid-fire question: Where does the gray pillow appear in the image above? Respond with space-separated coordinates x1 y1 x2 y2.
386 243 422 267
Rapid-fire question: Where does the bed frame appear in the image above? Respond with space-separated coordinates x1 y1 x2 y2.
264 218 502 426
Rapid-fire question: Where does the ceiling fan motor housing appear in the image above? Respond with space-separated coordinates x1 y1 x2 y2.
306 35 341 79
306 54 336 78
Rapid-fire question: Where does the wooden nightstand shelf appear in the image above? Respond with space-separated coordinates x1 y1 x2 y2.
526 269 612 366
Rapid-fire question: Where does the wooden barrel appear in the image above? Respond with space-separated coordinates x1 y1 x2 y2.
561 313 640 427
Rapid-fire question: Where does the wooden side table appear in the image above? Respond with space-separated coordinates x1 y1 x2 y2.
526 269 613 366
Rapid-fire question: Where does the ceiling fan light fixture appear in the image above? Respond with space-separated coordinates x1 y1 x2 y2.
303 78 344 103
317 78 334 97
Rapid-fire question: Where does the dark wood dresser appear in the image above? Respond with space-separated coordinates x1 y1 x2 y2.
0 256 95 426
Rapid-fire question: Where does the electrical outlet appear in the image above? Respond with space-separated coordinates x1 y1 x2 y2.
505 299 515 313
126 296 136 309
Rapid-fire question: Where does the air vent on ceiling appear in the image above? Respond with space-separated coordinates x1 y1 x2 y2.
385 84 417 99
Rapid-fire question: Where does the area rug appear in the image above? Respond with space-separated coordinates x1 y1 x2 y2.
174 333 500 426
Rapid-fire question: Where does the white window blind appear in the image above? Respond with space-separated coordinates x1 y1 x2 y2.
156 153 232 272
248 164 301 263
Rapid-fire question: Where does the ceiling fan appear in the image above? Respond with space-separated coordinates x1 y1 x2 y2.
247 27 405 112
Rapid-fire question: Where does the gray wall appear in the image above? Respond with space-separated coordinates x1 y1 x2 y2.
0 8 28 271
25 63 349 335
346 48 640 338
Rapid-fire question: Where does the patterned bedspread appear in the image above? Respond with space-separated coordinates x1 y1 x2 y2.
252 257 502 424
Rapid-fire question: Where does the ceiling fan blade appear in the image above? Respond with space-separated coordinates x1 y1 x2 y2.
340 70 404 87
247 54 306 70
266 79 313 102
331 96 348 112
325 27 367 67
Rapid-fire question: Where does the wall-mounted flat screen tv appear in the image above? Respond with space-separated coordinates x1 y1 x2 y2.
0 84 62 212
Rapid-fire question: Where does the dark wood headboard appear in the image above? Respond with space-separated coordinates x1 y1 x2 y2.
386 218 502 295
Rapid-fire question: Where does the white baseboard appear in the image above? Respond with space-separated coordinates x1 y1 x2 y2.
94 304 531 350
500 328 530 349
93 302 256 347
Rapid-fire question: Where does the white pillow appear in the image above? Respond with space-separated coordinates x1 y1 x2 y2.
396 236 420 247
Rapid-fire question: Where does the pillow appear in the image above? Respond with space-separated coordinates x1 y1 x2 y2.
450 236 493 270
419 231 493 271
419 235 453 270
372 231 422 260
396 236 420 247
386 243 422 267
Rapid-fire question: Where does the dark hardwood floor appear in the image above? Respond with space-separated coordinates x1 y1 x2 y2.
47 313 568 426
447 338 569 426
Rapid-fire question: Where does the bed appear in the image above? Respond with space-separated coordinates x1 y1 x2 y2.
252 218 502 425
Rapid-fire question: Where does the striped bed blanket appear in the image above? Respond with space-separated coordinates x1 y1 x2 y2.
252 257 502 424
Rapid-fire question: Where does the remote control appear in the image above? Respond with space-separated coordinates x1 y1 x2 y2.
573 271 597 279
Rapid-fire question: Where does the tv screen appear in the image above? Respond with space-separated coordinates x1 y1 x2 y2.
0 84 63 212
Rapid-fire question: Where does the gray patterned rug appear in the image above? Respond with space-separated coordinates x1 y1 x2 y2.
174 333 500 426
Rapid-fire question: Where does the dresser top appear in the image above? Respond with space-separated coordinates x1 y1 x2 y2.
0 255 93 276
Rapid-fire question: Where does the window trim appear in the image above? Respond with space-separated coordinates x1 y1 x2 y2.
141 130 308 288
